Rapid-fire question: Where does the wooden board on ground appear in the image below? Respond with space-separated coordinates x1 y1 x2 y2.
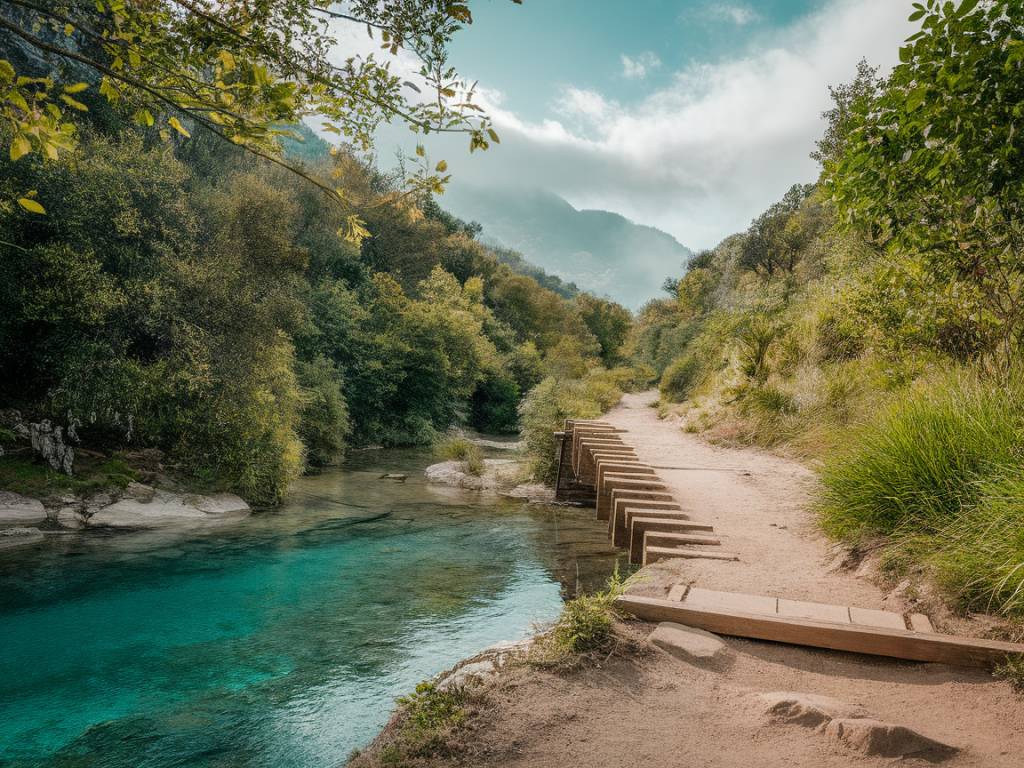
643 547 739 565
630 518 719 563
617 591 1024 668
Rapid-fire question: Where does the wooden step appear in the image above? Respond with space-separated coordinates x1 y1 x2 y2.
616 591 1024 669
597 479 668 519
644 531 721 550
596 463 655 490
609 504 687 544
643 546 739 566
630 517 719 563
607 490 676 521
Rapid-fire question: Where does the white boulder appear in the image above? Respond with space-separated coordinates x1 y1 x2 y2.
0 491 47 526
88 490 250 528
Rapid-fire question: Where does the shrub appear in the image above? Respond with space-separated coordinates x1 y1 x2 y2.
438 436 485 477
296 356 350 468
531 571 625 669
660 354 701 402
469 370 520 434
820 371 1024 540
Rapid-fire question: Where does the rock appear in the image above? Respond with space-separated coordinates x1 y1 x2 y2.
0 527 44 549
483 637 535 668
648 622 732 668
379 473 407 482
56 507 87 529
0 491 47 526
758 692 868 728
88 490 250 528
29 420 74 475
124 482 156 502
505 483 556 503
425 459 524 491
826 718 958 759
437 659 497 691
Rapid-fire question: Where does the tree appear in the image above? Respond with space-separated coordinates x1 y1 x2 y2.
824 0 1024 366
575 293 632 365
0 0 513 234
738 183 815 278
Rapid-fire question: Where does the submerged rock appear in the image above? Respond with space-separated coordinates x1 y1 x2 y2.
0 527 44 549
88 490 250 529
505 483 556 503
0 491 47 526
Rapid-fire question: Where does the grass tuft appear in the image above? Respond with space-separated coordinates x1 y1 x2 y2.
530 570 626 670
437 436 485 477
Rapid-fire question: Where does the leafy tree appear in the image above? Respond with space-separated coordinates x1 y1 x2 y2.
824 0 1024 366
575 294 632 365
738 184 816 278
0 0 511 230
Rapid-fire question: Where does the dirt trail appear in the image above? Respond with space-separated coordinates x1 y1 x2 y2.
443 392 1024 768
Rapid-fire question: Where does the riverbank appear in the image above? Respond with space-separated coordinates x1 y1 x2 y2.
350 392 1024 767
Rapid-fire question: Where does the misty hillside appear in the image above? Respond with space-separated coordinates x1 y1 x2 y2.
442 185 692 308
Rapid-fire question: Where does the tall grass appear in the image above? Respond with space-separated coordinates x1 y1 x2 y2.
820 370 1024 617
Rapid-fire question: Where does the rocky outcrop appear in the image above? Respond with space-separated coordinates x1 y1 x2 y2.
425 459 524 491
504 483 556 503
0 491 47 526
29 420 74 475
435 636 534 691
87 489 250 528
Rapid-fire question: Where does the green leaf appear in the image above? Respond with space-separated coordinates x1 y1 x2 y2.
63 82 88 94
168 116 191 138
17 197 45 214
10 135 31 162
487 128 500 144
435 160 447 172
955 0 979 17
59 94 88 111
0 59 14 83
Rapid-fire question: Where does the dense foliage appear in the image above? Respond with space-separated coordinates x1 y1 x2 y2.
0 117 629 503
630 1 1024 618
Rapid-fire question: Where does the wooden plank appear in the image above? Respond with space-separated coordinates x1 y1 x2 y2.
778 598 851 625
850 606 907 630
607 490 676 521
616 594 1024 669
598 479 667 519
686 587 775 615
621 513 710 550
667 584 689 602
641 532 721 564
596 463 654 489
643 547 739 566
609 504 688 544
630 518 720 563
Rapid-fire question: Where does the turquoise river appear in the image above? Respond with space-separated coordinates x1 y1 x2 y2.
0 448 622 767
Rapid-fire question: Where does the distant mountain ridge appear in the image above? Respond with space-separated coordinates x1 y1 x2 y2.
441 185 692 308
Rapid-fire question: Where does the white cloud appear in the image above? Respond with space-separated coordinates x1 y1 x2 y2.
423 0 914 250
621 51 662 80
705 3 761 26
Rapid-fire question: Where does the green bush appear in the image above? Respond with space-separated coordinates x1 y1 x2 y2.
518 372 624 483
470 370 520 434
296 356 351 468
438 436 485 477
531 571 624 669
659 354 701 402
820 371 1024 539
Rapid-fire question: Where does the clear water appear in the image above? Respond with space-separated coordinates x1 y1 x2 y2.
0 448 623 768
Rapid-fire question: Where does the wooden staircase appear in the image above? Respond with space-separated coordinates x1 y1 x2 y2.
552 418 1024 669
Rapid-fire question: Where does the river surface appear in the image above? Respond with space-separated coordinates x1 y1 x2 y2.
0 448 623 768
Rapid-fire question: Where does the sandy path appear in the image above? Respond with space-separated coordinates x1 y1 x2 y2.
444 391 1024 768
603 391 886 608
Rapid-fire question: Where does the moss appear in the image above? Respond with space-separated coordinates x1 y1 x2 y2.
0 453 136 498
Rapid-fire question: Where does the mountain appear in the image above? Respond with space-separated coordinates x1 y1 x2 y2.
440 185 692 308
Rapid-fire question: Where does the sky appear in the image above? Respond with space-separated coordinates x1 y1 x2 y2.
333 1 917 250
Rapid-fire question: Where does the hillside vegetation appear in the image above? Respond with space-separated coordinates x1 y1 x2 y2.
632 1 1024 621
0 122 632 505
